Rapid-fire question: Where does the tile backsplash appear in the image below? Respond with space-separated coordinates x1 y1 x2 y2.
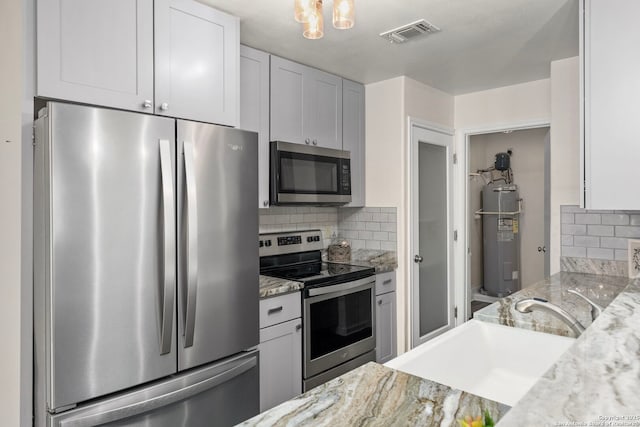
338 207 397 251
259 207 338 248
561 205 640 261
258 206 398 252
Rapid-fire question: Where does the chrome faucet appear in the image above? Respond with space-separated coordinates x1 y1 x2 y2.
567 289 603 321
515 297 585 337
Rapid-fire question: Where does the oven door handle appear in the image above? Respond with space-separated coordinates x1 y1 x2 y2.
307 277 375 297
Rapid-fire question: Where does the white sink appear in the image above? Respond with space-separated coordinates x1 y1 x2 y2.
385 320 574 406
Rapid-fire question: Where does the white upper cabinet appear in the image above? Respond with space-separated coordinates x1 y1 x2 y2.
239 45 270 209
37 0 154 112
582 0 640 209
37 0 239 126
155 0 239 126
270 56 342 149
343 80 365 207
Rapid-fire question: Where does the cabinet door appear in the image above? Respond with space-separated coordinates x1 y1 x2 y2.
343 80 365 207
240 46 270 209
259 318 302 412
308 70 343 150
37 0 154 112
584 0 640 209
155 0 239 126
270 56 308 144
376 292 397 364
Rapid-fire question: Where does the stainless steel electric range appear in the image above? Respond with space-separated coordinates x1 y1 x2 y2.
259 230 376 391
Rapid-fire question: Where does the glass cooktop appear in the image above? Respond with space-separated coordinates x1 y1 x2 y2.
262 261 375 288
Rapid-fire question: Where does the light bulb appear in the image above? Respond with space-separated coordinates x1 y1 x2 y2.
303 1 324 39
294 0 315 23
333 0 354 29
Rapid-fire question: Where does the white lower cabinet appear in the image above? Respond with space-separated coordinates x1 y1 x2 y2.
375 272 397 364
258 293 302 412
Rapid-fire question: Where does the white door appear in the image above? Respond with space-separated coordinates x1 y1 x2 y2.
411 124 455 347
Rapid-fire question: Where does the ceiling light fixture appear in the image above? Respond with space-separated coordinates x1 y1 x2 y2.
295 0 354 40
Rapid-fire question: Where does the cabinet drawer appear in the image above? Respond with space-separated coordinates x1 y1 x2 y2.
375 271 396 296
259 292 301 328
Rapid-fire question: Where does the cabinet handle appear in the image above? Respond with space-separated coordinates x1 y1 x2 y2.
263 200 269 207
378 299 382 305
383 279 392 285
312 139 318 145
295 324 302 331
305 138 310 145
143 100 153 109
160 102 169 111
267 306 283 315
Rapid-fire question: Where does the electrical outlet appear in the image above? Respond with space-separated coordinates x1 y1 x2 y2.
627 239 640 278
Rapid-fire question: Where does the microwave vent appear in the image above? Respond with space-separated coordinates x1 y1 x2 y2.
379 19 440 44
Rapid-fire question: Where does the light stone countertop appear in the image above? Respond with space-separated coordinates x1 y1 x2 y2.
326 249 398 273
474 272 630 336
259 275 303 299
498 277 640 426
239 362 509 427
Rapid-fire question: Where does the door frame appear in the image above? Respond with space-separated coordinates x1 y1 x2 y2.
455 119 550 322
408 117 455 348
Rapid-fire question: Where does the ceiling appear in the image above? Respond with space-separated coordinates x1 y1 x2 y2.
200 0 579 95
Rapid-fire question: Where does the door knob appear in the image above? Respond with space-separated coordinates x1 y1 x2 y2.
142 100 152 109
160 102 169 111
305 138 310 145
414 255 423 263
312 139 318 145
538 246 547 253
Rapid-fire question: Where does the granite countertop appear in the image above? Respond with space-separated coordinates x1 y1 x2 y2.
498 277 640 425
327 249 398 273
474 272 630 336
239 362 508 427
259 275 303 299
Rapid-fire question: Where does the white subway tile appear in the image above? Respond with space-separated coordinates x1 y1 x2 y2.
615 249 629 261
561 235 573 246
350 239 365 249
358 230 373 240
602 214 629 226
381 223 396 232
373 231 388 241
562 224 587 236
587 225 614 237
562 246 586 257
388 232 397 241
600 237 630 249
575 214 601 225
381 241 396 251
586 247 614 260
615 226 640 238
365 222 381 232
573 236 600 248
561 213 574 224
366 240 381 250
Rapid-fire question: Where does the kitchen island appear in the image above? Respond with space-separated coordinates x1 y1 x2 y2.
251 271 640 426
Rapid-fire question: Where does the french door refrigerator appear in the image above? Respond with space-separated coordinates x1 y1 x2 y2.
33 102 260 426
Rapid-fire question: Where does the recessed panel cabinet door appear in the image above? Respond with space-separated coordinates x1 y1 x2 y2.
37 0 154 112
376 292 397 364
270 56 307 144
308 70 343 150
343 80 365 207
155 0 239 126
240 46 271 209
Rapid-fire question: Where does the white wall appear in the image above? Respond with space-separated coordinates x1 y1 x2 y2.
0 0 24 425
365 76 453 353
550 57 580 274
469 128 549 289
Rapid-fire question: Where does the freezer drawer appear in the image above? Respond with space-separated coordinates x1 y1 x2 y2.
48 350 260 427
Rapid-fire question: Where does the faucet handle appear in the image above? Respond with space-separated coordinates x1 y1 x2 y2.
567 289 603 321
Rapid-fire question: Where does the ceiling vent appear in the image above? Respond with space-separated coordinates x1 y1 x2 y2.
379 19 440 44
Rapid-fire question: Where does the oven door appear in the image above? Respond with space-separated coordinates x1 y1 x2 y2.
270 141 351 205
303 277 375 379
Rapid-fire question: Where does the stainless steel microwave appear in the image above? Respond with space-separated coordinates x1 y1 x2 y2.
270 141 351 205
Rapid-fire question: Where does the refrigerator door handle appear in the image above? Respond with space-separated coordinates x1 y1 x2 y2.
159 139 176 355
183 141 198 348
57 356 257 427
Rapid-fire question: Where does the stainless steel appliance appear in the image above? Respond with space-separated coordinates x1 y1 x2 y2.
33 102 260 426
270 141 352 205
259 230 375 391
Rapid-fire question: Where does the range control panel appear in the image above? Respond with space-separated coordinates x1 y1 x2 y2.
259 230 323 257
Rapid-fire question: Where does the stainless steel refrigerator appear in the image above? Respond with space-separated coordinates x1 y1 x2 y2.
33 102 260 426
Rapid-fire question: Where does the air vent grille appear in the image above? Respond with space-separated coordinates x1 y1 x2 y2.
380 19 440 44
